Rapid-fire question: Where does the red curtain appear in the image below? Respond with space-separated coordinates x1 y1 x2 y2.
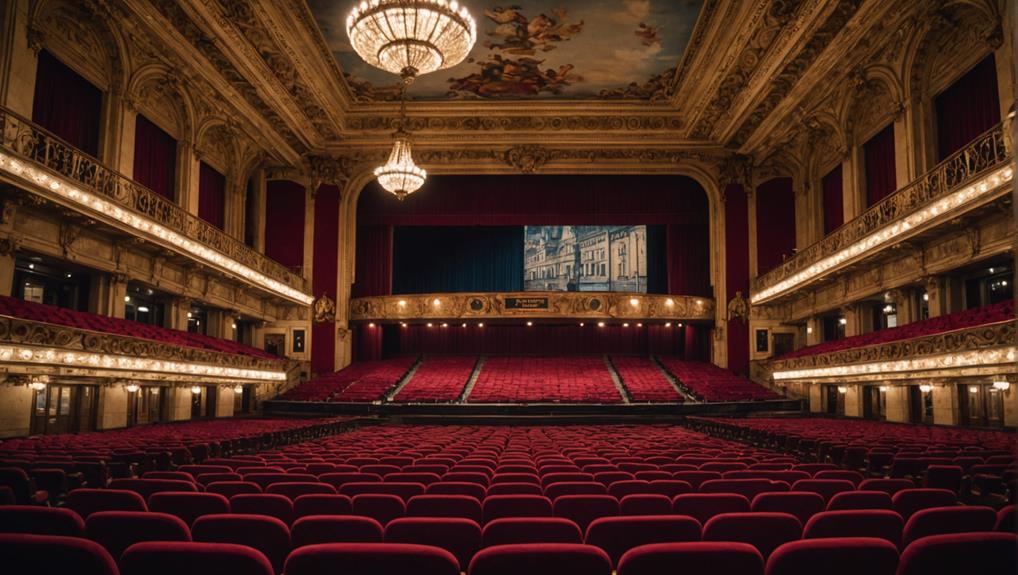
32 50 102 158
390 323 687 356
264 180 306 271
353 324 383 362
935 54 1001 160
311 185 341 374
724 183 749 375
352 225 393 298
754 178 796 276
864 123 896 207
133 115 177 200
198 162 225 229
667 223 711 296
358 175 710 226
822 164 844 235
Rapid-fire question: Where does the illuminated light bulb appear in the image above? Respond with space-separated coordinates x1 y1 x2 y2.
665 298 674 306
629 298 639 307
992 381 1010 391
190 385 202 395
597 322 605 328
398 300 407 307
125 384 139 393
427 323 433 327
665 322 671 327
234 385 244 394
838 318 847 325
622 323 629 327
919 384 933 393
969 385 979 393
29 381 46 391
526 321 533 326
441 323 448 328
400 322 407 327
461 323 467 328
806 326 813 334
878 386 888 392
477 323 484 328
433 298 441 306
368 323 375 328
636 323 642 327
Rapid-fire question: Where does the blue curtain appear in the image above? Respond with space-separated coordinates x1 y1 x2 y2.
392 226 524 293
646 225 668 294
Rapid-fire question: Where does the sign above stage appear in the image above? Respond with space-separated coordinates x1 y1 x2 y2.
349 292 715 322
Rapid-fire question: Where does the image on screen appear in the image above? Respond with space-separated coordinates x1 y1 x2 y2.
524 226 648 292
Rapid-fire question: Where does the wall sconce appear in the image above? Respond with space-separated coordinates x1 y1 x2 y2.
233 385 244 394
29 380 47 391
629 298 639 307
878 385 888 392
918 384 933 393
968 385 979 393
125 384 139 393
837 385 848 394
190 385 202 395
992 381 1010 391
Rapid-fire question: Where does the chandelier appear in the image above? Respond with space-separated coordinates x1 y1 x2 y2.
346 0 477 81
374 127 426 200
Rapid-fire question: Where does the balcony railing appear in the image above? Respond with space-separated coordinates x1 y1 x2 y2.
751 123 1012 304
0 106 311 304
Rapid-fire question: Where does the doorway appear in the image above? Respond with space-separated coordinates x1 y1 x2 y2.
30 384 98 435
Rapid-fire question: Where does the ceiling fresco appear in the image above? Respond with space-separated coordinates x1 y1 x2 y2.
308 0 705 101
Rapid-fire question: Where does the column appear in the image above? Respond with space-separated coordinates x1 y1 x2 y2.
842 385 862 418
223 179 244 241
166 387 193 421
0 237 17 297
169 297 191 331
883 385 910 423
843 145 866 221
215 386 235 418
97 384 128 430
108 273 128 319
112 95 138 177
805 316 822 346
0 382 32 438
178 140 199 214
808 384 823 413
251 170 267 252
931 383 959 426
924 276 948 317
841 304 864 338
0 0 37 117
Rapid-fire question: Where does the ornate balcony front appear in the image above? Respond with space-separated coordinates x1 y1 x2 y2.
0 106 312 305
751 124 1013 305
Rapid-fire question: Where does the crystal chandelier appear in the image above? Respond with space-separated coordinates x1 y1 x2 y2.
346 0 477 81
374 126 426 200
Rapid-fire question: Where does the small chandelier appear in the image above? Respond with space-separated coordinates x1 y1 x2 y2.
346 0 477 82
375 127 426 200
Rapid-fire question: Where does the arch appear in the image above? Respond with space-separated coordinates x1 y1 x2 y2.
29 0 127 92
127 64 195 142
195 118 238 174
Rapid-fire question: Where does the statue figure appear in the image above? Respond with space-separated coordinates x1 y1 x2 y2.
727 290 749 323
312 293 336 323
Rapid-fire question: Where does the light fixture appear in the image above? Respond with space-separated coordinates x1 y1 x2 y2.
432 298 441 306
137 306 150 313
231 323 237 329
882 304 894 314
477 323 484 328
838 317 847 325
190 385 202 395
665 322 671 327
65 273 72 278
124 295 131 302
187 312 193 318
374 127 426 200
234 384 244 394
968 385 979 393
772 347 1017 382
398 299 407 307
368 322 375 328
629 298 639 307
461 323 467 328
346 0 477 80
992 381 1010 391
878 385 888 392
125 384 139 393
919 384 933 393
677 323 683 327
30 381 46 391
665 298 674 307
400 322 407 327
441 323 448 328
923 293 929 301
806 326 813 334
837 385 848 394
427 323 433 327
597 322 605 328
636 323 642 327
27 263 34 269
526 321 533 327
622 323 629 327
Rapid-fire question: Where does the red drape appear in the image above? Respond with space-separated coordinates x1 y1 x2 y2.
32 50 102 158
667 223 711 296
133 115 177 200
754 178 796 276
935 54 1001 160
390 323 689 356
197 162 225 230
353 324 383 362
864 123 896 207
724 183 749 375
311 185 341 374
358 175 709 226
352 225 393 298
821 164 844 235
264 180 306 271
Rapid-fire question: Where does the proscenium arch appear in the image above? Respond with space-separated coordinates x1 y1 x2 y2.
335 162 729 364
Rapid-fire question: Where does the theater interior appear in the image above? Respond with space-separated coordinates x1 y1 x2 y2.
0 0 1015 573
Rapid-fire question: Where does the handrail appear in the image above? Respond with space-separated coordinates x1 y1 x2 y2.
751 122 1012 302
0 105 309 298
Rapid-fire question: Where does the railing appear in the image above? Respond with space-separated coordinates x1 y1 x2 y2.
0 106 308 297
752 123 1012 303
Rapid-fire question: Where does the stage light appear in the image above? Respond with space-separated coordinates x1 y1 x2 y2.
125 384 139 393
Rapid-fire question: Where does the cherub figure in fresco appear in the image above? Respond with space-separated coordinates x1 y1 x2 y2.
635 22 660 46
447 54 581 98
483 5 584 54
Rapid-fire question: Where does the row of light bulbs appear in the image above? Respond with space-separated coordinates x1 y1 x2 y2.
835 381 1011 394
29 380 247 395
368 321 688 328
397 297 693 309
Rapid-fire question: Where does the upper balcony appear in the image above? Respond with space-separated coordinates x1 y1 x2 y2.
751 123 1013 305
0 106 312 306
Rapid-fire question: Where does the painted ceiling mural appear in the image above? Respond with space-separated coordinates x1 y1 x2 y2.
308 0 705 101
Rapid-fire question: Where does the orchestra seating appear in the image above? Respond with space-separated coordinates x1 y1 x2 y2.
279 357 418 402
392 356 477 403
656 359 781 402
1 422 1013 574
609 356 684 402
777 299 1013 359
465 357 622 403
0 295 279 360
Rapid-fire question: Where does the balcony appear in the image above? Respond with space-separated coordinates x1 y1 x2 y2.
751 123 1013 305
0 106 312 305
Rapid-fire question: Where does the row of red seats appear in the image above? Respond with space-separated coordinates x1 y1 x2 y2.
279 357 418 402
779 299 1014 359
466 357 622 403
656 359 781 402
0 294 278 360
609 356 684 402
392 356 477 402
5 531 1015 575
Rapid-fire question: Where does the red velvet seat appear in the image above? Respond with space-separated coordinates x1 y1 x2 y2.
541 473 595 487
407 494 483 523
0 533 118 575
385 517 482 566
486 482 544 496
790 479 856 503
751 492 826 525
483 495 553 523
552 494 619 531
764 537 899 575
544 481 607 499
608 480 653 499
318 472 383 489
702 512 803 558
340 482 425 501
293 494 354 518
671 471 723 489
148 492 230 526
620 494 672 516
814 470 865 487
901 506 997 547
700 479 788 499
672 493 751 523
482 517 582 546
858 479 914 496
352 493 406 525
826 490 894 511
386 472 442 486
85 511 191 559
196 472 243 486
265 482 336 500
646 480 693 498
996 506 1015 532
229 494 294 525
119 541 274 575
108 478 197 499
286 542 461 575
67 489 148 519
207 481 263 498
923 465 964 494
442 472 491 486
594 471 635 486
617 541 764 575
802 510 904 548
192 514 290 575
0 505 84 537
468 543 612 575
896 532 1017 575
427 481 487 500
585 515 702 568
891 489 957 521
290 515 383 547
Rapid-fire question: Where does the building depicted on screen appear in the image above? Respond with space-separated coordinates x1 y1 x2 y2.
525 226 646 292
